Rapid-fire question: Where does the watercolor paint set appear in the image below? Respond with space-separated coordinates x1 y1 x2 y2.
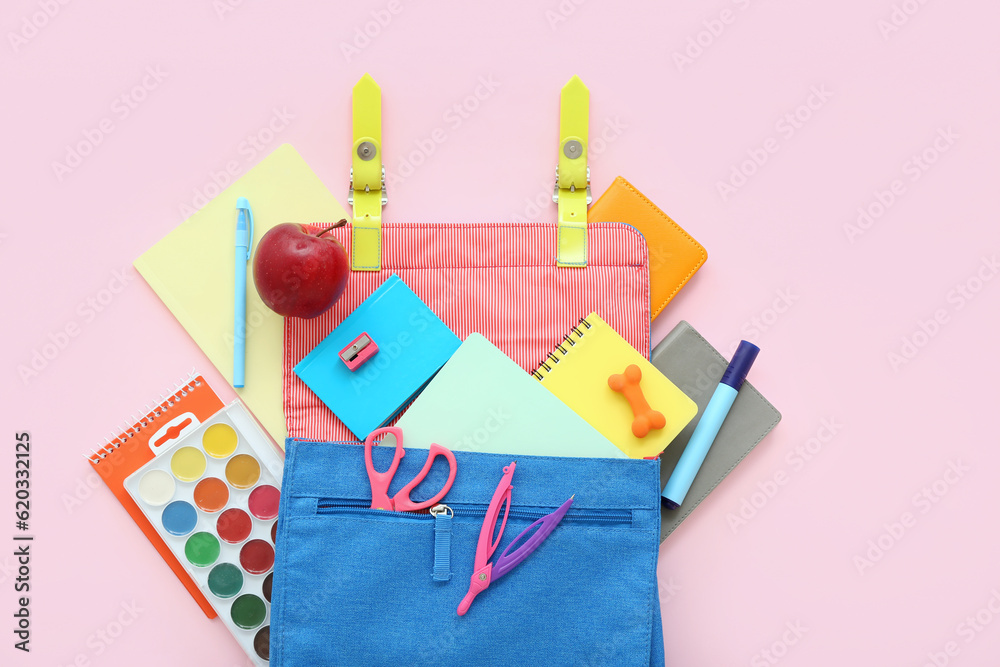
100 383 283 666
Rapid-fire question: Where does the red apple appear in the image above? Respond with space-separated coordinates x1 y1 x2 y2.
253 221 349 319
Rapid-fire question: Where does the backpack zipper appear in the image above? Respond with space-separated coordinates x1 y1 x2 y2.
315 498 632 525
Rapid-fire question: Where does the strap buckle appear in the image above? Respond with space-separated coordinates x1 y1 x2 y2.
552 165 592 205
347 166 388 207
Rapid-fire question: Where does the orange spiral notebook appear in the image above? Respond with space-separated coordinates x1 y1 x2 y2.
89 374 224 618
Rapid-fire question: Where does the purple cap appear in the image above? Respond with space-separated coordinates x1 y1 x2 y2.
721 341 760 390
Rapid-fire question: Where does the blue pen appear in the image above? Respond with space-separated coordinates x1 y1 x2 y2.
234 197 254 388
662 340 760 509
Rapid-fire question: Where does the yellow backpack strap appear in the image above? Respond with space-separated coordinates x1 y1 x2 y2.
349 73 384 271
554 75 591 268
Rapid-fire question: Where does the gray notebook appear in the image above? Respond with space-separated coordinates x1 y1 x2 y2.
652 321 781 541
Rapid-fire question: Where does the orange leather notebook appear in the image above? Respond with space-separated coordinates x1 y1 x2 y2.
588 177 707 319
90 374 224 618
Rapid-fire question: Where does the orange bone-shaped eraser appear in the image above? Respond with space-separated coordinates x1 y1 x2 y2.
608 364 666 438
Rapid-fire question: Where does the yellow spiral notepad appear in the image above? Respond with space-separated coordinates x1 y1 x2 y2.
534 313 697 459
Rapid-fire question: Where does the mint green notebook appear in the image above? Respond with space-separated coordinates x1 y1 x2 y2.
395 334 625 458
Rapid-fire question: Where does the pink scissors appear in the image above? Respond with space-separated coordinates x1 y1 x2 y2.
364 426 458 512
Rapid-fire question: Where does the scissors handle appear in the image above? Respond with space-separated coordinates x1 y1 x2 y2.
364 427 406 511
393 444 458 512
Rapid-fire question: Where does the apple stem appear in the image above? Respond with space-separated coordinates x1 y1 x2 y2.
316 219 347 238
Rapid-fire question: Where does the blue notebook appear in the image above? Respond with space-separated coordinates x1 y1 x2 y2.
293 275 461 439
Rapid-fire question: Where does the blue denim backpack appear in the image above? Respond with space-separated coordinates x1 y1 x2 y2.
271 440 665 666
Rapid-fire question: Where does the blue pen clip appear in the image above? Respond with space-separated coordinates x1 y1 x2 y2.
236 196 254 261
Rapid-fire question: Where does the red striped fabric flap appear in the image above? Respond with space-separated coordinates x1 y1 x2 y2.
285 222 650 442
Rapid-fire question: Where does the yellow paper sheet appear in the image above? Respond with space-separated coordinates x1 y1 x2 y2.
134 144 347 446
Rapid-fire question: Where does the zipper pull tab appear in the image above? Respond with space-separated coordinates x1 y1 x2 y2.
429 504 453 582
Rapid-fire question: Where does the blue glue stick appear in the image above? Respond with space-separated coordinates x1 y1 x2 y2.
661 340 760 510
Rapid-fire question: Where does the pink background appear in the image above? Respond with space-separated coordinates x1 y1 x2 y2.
3 0 999 665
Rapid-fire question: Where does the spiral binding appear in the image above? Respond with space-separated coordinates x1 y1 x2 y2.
532 316 592 381
89 369 202 464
